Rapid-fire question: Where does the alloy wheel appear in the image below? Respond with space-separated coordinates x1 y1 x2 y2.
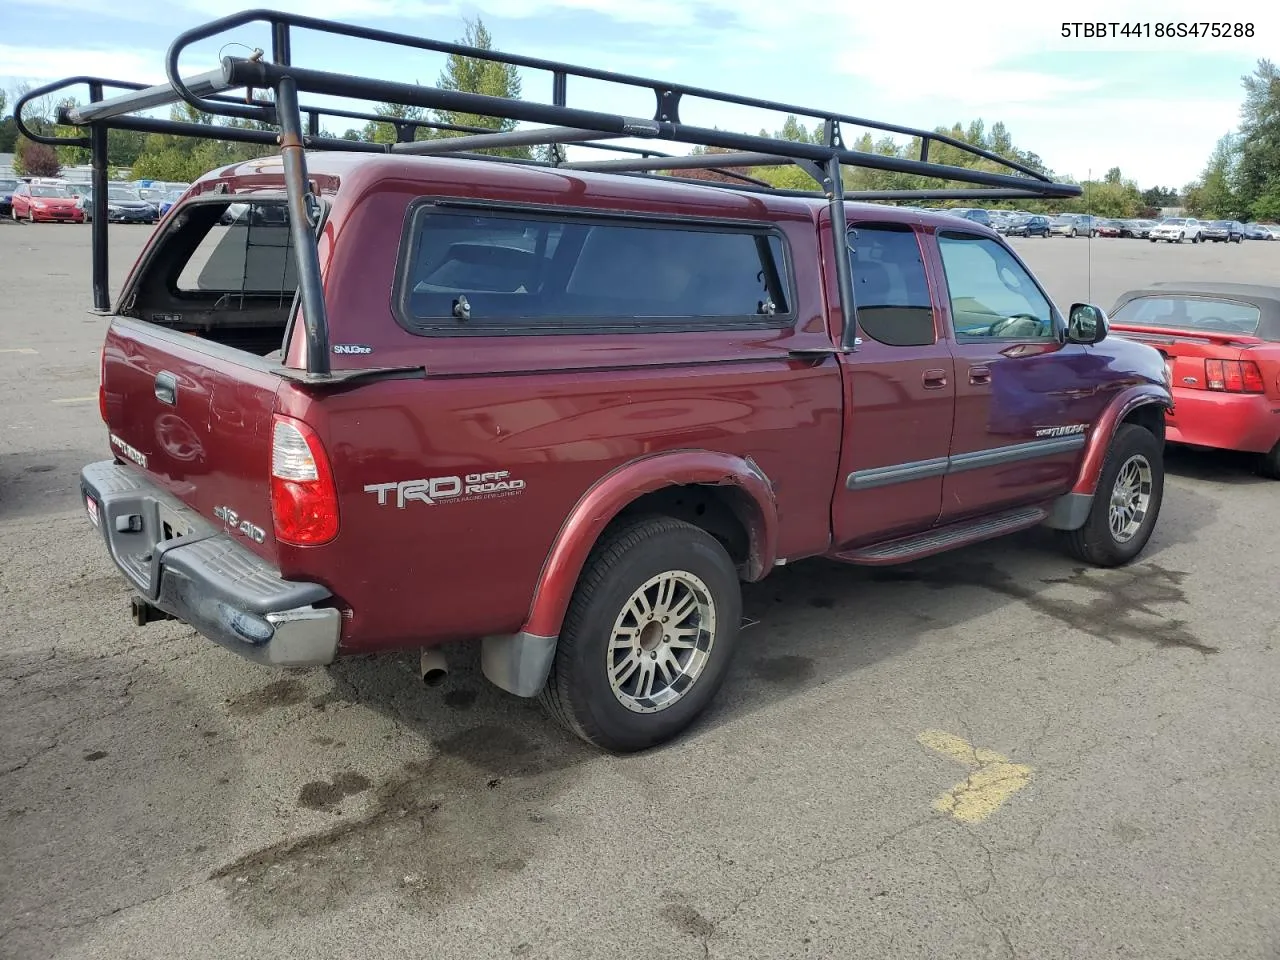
606 570 716 715
1109 454 1153 543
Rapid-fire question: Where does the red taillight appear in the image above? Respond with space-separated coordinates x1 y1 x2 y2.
1242 361 1265 393
1204 359 1265 394
270 414 339 546
98 346 107 423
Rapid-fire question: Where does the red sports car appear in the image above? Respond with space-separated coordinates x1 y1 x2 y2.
10 182 84 223
1109 282 1280 478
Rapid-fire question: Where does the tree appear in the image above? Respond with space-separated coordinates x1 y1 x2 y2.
1197 133 1243 218
1104 166 1122 184
13 136 61 177
430 18 529 158
1234 59 1280 219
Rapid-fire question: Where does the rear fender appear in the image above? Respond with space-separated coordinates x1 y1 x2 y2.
480 450 778 698
525 450 778 639
1044 385 1172 530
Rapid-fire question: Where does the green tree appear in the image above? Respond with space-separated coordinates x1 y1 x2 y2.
1234 59 1280 219
430 18 529 158
1198 133 1243 217
1104 166 1122 184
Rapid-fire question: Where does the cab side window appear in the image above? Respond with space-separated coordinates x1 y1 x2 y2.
847 223 936 347
936 232 1056 340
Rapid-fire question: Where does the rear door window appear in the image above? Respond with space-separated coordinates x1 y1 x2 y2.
396 206 794 334
847 223 936 346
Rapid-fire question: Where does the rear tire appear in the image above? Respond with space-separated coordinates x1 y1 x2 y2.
1060 424 1164 567
538 515 743 753
1257 440 1280 480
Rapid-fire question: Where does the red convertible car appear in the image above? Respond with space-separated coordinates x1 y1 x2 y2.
9 182 84 223
1109 282 1280 478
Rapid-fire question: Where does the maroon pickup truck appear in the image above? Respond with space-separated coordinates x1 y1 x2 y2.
31 11 1173 752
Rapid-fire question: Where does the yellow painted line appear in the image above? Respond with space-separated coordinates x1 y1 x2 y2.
52 396 98 404
0 348 38 354
917 729 1034 824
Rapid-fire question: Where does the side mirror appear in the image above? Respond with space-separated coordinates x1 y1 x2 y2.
1067 302 1109 344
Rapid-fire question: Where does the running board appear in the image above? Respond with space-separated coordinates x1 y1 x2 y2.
832 505 1049 565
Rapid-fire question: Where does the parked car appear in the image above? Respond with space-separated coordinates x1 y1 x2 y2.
9 182 83 223
0 177 17 216
1095 219 1123 238
1245 222 1278 240
79 186 160 223
1149 217 1204 243
80 154 1176 752
158 187 190 217
1202 220 1244 243
1049 214 1089 237
1110 282 1280 478
942 206 992 227
1120 219 1158 239
67 15 1173 753
1005 214 1051 237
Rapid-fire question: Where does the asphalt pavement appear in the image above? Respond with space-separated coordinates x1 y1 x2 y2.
2 219 1279 960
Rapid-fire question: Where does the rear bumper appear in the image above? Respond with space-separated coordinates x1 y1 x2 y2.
1165 389 1280 454
80 460 342 666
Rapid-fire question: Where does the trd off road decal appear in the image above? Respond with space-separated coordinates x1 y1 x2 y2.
364 470 526 508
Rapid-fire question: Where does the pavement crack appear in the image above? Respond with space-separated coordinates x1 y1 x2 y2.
703 815 937 957
0 879 202 940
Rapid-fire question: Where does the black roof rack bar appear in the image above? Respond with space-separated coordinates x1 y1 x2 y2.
566 152 794 173
220 57 1079 198
156 9 1057 185
390 125 621 155
29 8 1083 377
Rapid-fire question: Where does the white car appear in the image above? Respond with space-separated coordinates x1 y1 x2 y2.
1149 217 1204 243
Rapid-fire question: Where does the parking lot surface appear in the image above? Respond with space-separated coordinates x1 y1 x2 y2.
2 221 1279 960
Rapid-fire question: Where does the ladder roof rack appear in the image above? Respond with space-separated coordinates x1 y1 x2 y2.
14 8 1081 377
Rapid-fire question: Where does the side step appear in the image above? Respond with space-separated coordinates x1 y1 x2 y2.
832 505 1048 566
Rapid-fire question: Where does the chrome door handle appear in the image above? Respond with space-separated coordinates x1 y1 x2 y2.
922 368 948 389
969 365 991 385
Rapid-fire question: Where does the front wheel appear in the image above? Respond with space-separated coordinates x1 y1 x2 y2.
1060 424 1164 567
538 515 743 752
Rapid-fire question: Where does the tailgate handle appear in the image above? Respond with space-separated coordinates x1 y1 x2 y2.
154 371 178 406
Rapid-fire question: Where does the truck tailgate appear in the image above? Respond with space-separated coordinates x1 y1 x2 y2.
100 317 282 562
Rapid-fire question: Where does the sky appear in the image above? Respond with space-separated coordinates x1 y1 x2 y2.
2 0 1276 190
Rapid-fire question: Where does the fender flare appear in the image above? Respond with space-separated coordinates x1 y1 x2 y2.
1071 385 1173 497
519 449 779 641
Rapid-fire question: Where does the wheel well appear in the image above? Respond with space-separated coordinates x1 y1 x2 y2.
612 483 757 577
1122 403 1166 444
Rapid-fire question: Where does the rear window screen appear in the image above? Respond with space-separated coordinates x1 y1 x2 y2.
1112 296 1261 335
399 208 792 331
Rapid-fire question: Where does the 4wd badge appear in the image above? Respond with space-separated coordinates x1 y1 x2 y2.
365 470 526 508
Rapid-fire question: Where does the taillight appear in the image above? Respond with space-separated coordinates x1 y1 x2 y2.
98 346 107 423
1204 359 1265 394
270 414 339 546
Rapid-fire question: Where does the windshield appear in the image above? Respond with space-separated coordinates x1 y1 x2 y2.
1210 220 1230 227
1162 218 1187 226
108 188 141 201
1113 296 1262 335
1 179 19 191
30 186 69 198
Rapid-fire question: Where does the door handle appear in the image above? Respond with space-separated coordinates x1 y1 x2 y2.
922 368 948 389
154 371 178 406
969 365 991 385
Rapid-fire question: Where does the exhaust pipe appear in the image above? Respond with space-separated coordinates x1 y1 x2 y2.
420 647 449 686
